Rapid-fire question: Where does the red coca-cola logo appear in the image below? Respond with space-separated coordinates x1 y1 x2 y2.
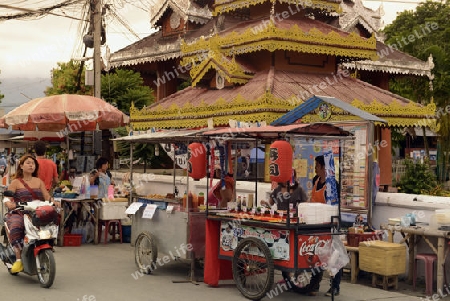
298 236 330 256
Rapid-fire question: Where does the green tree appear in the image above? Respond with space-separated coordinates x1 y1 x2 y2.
45 60 93 95
398 159 437 194
101 69 154 113
383 0 450 181
114 127 172 173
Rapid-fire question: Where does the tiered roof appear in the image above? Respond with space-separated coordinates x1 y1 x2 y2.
130 68 436 130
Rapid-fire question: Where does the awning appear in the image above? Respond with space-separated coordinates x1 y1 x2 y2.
202 123 352 140
112 129 209 143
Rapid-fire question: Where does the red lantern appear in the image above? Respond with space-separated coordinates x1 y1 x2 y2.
269 140 293 182
188 143 207 180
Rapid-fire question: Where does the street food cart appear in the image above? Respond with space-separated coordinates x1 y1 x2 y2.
113 130 210 279
201 123 353 300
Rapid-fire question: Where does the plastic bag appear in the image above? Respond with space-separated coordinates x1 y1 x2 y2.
317 235 349 276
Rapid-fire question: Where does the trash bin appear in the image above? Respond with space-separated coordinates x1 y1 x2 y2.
122 225 132 243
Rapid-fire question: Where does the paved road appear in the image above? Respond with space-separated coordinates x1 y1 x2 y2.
0 243 435 301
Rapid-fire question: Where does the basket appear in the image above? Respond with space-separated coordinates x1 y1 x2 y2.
63 234 82 247
359 241 406 276
347 232 383 247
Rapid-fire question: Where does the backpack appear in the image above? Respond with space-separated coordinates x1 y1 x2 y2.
0 165 5 176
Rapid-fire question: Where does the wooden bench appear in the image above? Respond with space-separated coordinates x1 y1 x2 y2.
345 246 360 284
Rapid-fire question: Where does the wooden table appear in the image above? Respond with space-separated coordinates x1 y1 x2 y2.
345 245 360 284
58 198 100 246
382 224 450 293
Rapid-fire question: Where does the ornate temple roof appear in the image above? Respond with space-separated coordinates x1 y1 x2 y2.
130 68 436 130
339 0 382 36
342 41 435 79
149 0 212 27
109 15 242 68
182 16 377 61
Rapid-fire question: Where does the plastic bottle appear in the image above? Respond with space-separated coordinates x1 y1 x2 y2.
85 176 91 199
80 176 86 199
182 192 187 211
198 192 205 206
236 195 242 212
192 193 198 211
242 196 247 212
187 191 193 212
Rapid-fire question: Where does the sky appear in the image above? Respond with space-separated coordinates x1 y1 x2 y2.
0 0 422 80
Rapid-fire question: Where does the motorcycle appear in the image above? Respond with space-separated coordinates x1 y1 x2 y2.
0 190 59 288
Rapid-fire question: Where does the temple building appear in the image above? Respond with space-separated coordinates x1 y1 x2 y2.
108 0 437 194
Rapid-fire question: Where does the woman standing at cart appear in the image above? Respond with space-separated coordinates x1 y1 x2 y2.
310 155 342 296
90 157 115 198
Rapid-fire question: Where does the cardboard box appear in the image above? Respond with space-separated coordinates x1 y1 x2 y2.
99 201 128 220
359 240 406 276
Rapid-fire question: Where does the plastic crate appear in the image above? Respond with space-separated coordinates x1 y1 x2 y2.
64 234 82 247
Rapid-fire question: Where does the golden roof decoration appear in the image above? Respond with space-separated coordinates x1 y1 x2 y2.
187 52 254 86
181 21 377 61
213 0 342 15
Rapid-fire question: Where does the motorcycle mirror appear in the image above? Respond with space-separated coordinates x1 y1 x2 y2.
3 190 14 197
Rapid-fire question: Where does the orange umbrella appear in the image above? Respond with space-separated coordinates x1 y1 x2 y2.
0 94 129 132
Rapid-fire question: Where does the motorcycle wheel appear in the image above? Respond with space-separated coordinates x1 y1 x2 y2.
36 249 56 288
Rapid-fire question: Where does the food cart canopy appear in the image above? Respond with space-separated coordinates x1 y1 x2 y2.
112 129 209 143
272 95 388 125
202 123 352 140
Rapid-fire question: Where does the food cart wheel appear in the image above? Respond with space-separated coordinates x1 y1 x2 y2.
281 270 323 294
232 237 274 300
135 231 158 274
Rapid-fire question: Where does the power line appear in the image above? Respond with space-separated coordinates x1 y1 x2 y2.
0 0 84 21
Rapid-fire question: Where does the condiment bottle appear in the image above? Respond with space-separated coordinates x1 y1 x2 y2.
236 195 242 212
198 192 205 206
187 191 193 212
182 192 187 211
192 192 198 211
242 196 247 212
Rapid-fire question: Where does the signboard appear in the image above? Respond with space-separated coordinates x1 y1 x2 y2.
219 221 290 261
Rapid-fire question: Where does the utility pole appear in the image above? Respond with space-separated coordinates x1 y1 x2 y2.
93 0 102 99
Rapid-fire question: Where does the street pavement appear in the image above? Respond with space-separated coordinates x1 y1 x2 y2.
0 242 444 301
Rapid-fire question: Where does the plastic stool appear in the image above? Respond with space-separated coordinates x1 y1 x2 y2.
98 219 123 244
413 253 437 296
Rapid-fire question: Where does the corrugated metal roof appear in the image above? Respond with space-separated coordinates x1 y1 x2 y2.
272 95 387 125
202 123 351 139
112 129 209 143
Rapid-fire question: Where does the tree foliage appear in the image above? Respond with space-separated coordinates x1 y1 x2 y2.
383 0 450 106
45 60 93 95
101 69 154 113
45 62 154 113
398 159 437 194
383 0 450 181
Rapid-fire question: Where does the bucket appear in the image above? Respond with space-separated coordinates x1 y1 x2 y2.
122 225 131 243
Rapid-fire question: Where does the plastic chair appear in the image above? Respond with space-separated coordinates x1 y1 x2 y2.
413 253 437 296
98 219 123 244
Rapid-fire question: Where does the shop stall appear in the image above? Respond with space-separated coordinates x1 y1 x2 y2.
113 129 210 280
200 123 353 299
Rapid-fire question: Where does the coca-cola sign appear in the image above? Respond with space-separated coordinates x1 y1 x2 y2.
298 235 331 256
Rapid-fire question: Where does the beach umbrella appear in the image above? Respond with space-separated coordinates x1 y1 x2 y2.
0 94 129 132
